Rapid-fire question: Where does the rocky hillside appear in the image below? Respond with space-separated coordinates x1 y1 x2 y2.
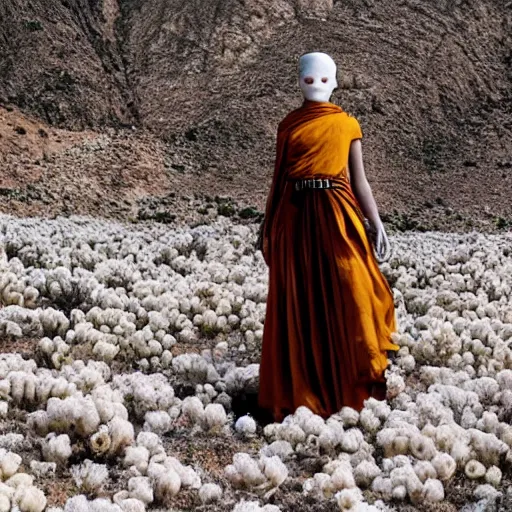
0 0 511 231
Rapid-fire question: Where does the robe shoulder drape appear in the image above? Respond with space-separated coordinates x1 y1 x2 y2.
258 100 399 421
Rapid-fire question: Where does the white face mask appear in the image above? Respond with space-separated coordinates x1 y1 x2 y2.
299 52 338 103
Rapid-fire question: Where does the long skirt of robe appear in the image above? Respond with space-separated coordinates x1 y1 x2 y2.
258 178 398 421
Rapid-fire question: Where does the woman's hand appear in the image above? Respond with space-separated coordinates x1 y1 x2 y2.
372 220 391 262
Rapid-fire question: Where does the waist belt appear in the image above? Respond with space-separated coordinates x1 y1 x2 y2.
293 178 340 191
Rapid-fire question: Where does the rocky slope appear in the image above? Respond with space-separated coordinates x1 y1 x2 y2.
0 0 511 230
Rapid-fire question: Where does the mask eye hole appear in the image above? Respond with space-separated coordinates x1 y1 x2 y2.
304 77 314 85
321 77 328 83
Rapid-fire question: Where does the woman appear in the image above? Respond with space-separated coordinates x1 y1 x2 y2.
257 52 399 422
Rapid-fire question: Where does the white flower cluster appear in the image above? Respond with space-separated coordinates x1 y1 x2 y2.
0 215 511 510
224 452 288 490
232 501 280 512
120 431 202 507
0 305 69 339
2 216 266 378
0 448 47 512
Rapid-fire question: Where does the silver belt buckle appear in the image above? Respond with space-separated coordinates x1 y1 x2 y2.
294 178 332 191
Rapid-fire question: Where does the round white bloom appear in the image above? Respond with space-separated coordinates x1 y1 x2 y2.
13 485 47 512
422 479 444 502
154 470 181 505
340 429 363 454
330 463 356 491
0 451 22 478
235 415 257 436
203 404 228 430
335 487 363 510
409 434 437 460
431 453 456 481
485 466 502 487
414 461 437 483
128 476 153 505
353 460 381 488
339 407 359 427
465 459 486 480
259 455 288 487
71 460 109 494
474 483 502 501
392 485 407 500
198 483 222 504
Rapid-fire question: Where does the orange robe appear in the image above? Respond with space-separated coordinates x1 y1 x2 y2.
258 100 399 421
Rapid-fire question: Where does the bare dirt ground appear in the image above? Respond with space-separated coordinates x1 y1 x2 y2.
1 104 510 234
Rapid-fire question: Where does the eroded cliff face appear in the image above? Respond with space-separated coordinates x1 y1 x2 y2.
0 0 301 129
121 0 512 213
0 0 511 228
0 0 134 128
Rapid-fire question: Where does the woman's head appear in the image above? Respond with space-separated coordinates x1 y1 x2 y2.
299 52 337 103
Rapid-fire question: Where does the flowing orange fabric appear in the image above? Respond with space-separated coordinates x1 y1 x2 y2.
258 100 399 421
